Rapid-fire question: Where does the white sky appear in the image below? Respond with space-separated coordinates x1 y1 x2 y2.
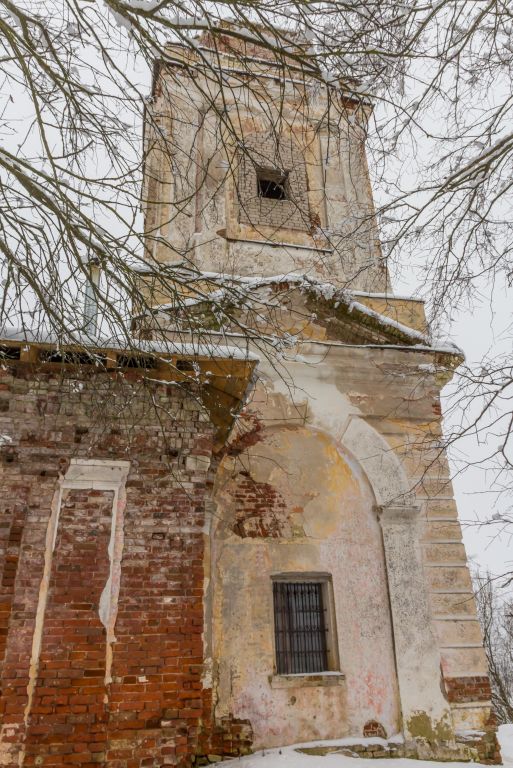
444 293 512 579
373 58 513 583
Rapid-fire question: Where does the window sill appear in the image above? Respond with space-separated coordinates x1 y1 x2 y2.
269 672 345 689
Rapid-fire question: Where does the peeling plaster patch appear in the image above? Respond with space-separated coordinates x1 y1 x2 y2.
24 459 130 734
261 358 358 444
98 480 128 685
24 484 63 729
255 353 417 506
203 499 215 690
406 709 454 748
256 356 411 509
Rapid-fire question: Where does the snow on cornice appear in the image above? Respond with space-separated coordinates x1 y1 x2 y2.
0 327 259 362
351 290 425 303
158 270 432 346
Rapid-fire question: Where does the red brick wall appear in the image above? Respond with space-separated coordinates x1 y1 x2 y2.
24 488 114 763
444 675 492 703
231 473 289 538
0 366 219 767
0 500 26 695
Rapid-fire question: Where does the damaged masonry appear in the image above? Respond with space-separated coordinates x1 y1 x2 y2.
0 28 501 768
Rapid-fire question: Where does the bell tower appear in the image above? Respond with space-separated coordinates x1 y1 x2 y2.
140 31 389 301
137 28 499 764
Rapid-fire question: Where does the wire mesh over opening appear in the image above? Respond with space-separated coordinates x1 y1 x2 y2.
273 581 329 674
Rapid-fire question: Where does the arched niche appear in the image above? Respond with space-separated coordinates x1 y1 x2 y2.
341 415 412 508
209 423 401 749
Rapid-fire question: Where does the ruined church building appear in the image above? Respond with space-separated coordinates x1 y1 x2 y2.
0 31 501 768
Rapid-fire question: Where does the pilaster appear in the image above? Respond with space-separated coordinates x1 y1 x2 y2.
378 504 455 757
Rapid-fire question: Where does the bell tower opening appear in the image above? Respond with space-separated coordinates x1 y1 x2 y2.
257 169 289 201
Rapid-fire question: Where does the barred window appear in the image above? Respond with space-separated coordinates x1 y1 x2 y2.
273 580 330 675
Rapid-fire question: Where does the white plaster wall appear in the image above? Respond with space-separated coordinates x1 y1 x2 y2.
211 426 401 748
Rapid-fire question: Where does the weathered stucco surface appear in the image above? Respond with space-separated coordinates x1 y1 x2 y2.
141 43 389 297
137 34 499 763
201 345 497 758
211 424 400 748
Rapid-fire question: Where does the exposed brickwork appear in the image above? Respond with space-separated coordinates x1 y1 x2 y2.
363 720 387 739
455 733 502 765
232 473 290 538
225 413 263 457
0 365 238 768
237 133 311 231
441 674 501 762
444 675 492 703
24 489 114 763
197 689 253 764
0 500 26 693
455 712 502 765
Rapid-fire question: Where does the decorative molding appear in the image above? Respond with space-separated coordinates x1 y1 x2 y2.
269 673 345 689
25 458 131 730
341 415 412 507
377 504 422 525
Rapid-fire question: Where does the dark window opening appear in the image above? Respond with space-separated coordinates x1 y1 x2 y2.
117 354 157 369
273 581 329 674
40 350 107 366
176 359 196 372
0 345 21 360
257 170 288 200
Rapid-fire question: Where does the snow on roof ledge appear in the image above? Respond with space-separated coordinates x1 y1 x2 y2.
0 328 260 363
345 297 428 343
134 266 463 356
351 290 425 303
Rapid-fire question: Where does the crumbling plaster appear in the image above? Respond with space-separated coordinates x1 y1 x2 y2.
146 60 386 292
211 424 401 748
143 41 496 761
206 344 491 753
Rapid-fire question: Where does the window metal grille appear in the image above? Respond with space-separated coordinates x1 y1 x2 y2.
273 581 329 674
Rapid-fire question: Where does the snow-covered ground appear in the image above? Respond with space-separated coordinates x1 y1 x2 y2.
500 727 513 764
216 725 513 768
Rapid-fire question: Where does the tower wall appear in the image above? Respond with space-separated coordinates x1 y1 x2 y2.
205 345 500 762
136 33 500 765
143 47 388 293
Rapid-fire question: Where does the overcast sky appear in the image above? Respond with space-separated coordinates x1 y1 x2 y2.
444 289 512 580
